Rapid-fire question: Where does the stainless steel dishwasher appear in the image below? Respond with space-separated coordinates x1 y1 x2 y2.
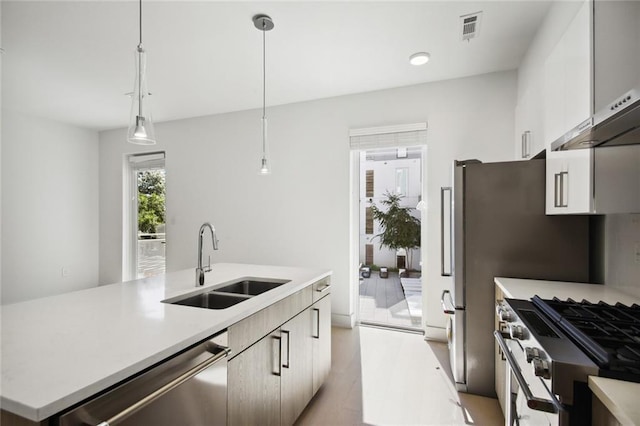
57 331 229 426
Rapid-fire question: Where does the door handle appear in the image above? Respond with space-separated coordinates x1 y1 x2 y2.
441 289 455 314
440 187 452 277
316 284 331 293
554 172 561 207
281 330 290 369
273 335 282 376
313 308 320 339
559 171 568 207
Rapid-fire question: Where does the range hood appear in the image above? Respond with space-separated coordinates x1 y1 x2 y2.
551 87 640 151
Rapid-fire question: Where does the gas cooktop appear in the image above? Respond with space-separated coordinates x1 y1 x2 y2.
532 296 640 382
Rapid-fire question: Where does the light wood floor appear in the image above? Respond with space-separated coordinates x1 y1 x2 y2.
296 326 504 426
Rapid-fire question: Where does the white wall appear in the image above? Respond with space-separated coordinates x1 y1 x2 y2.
1 110 99 304
99 70 516 330
0 1 3 297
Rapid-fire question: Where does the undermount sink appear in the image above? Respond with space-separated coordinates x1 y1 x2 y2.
164 277 290 310
170 292 250 309
214 279 290 296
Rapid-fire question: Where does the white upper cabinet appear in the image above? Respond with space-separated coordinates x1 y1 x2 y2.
514 84 544 160
593 0 640 110
544 0 593 148
546 149 593 215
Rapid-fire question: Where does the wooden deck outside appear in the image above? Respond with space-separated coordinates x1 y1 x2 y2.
358 272 422 329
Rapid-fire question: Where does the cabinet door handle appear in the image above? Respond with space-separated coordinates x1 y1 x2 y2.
281 330 290 369
273 335 282 376
313 308 320 339
559 171 568 207
554 173 561 207
316 284 331 293
521 133 526 159
524 131 531 158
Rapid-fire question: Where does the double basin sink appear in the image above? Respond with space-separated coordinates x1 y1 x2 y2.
164 278 290 310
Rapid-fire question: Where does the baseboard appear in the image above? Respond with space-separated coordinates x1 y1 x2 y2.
424 325 447 342
331 313 355 328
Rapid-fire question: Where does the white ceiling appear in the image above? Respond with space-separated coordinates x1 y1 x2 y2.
1 1 552 131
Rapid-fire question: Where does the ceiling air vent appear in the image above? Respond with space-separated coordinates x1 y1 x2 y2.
460 12 482 41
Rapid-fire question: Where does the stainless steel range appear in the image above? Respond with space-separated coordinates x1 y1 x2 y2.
494 296 640 426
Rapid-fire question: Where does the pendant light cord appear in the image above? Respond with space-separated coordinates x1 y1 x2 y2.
139 0 143 46
262 20 266 121
137 0 143 117
261 20 267 158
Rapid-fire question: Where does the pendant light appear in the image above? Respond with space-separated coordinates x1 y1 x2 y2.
127 0 156 145
253 14 274 175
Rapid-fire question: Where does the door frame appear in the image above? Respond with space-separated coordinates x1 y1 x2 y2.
349 144 427 331
123 152 166 281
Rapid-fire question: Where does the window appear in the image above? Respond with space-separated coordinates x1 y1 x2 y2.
365 170 374 197
365 244 374 265
365 207 374 234
125 152 166 280
395 167 408 196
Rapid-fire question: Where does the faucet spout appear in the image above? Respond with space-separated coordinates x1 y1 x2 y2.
196 222 219 286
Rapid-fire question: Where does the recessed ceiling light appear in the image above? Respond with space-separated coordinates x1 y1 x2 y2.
409 52 430 66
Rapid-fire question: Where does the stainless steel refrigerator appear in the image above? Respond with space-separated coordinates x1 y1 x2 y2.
440 159 590 397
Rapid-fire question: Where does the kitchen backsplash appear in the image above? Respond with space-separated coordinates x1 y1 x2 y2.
604 213 640 298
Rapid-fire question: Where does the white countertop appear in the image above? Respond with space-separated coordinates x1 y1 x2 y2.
0 263 331 421
494 277 640 306
496 277 640 425
590 376 640 426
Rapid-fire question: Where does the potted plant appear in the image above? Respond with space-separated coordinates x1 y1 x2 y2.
370 191 421 273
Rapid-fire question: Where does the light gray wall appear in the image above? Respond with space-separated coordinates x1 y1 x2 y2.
99 70 516 329
1 110 99 304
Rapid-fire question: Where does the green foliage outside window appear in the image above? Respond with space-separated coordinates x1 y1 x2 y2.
138 170 165 234
370 191 421 270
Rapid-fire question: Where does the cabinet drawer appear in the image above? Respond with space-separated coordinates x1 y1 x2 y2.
229 286 312 356
311 276 331 303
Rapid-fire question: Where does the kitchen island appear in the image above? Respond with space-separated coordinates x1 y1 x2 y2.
495 277 640 426
0 263 331 423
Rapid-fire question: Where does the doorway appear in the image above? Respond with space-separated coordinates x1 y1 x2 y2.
356 146 424 332
125 152 166 280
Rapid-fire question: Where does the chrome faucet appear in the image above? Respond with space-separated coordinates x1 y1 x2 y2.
196 222 219 286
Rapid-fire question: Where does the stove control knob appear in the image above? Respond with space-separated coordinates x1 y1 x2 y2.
525 347 541 363
532 359 551 380
509 325 526 340
499 309 514 322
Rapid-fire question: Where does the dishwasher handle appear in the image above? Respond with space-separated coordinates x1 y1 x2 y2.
96 347 230 426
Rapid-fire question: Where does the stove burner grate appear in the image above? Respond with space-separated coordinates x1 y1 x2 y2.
532 295 640 378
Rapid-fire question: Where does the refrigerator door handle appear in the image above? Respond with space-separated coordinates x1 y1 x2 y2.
440 187 452 276
441 289 455 314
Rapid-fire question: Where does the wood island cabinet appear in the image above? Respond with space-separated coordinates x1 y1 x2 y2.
228 278 332 426
228 330 282 426
280 309 314 426
312 294 331 395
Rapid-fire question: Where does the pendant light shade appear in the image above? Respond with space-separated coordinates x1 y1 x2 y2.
253 14 274 175
127 0 156 145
